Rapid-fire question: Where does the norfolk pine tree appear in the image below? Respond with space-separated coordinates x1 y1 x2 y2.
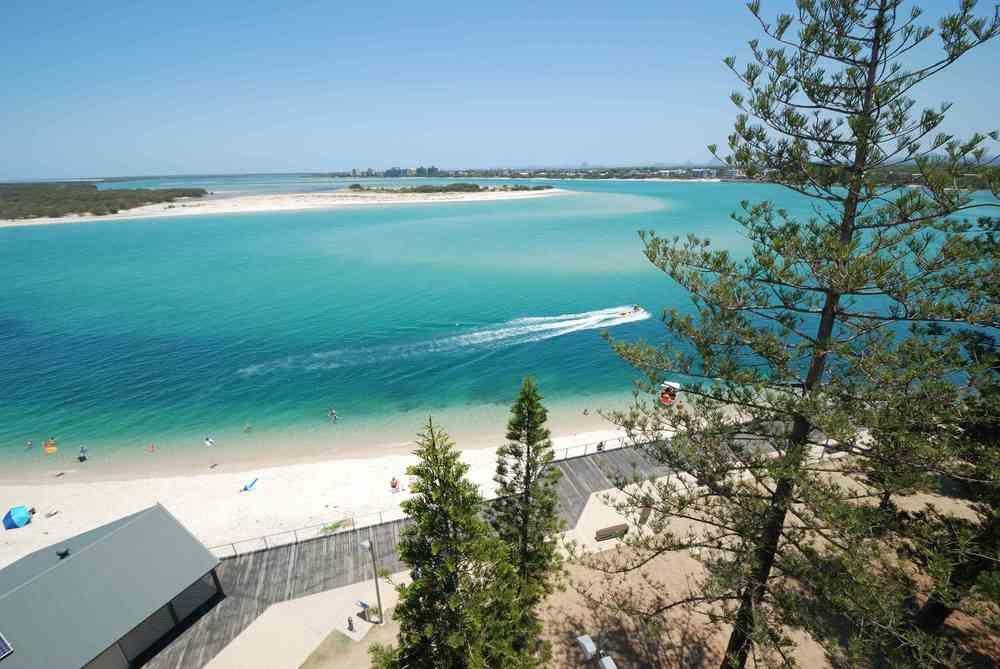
488 377 563 663
598 1 999 667
370 418 521 669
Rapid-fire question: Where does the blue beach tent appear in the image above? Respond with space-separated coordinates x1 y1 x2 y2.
3 506 32 530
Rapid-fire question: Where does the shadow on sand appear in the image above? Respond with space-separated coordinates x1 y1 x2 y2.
545 598 721 668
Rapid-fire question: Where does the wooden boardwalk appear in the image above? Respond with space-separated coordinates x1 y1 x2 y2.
145 447 665 669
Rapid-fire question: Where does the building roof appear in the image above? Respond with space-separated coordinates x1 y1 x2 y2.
0 504 218 669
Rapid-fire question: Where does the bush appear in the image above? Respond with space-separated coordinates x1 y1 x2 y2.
0 182 207 219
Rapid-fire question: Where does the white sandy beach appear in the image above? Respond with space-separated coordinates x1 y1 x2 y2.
0 427 626 567
0 187 568 229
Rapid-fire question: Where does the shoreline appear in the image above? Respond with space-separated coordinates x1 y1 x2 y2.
0 423 628 567
1 391 634 484
0 187 569 229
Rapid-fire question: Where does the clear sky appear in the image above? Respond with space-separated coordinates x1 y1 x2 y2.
2 0 997 178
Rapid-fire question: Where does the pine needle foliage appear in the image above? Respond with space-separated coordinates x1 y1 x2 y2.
600 2 999 668
371 418 522 669
488 377 564 663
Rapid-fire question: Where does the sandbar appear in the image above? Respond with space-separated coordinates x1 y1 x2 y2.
0 187 569 229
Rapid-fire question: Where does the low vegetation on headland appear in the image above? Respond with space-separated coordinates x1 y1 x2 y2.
0 182 207 220
346 182 553 194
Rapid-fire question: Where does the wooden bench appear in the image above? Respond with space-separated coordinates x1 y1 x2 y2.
594 524 629 542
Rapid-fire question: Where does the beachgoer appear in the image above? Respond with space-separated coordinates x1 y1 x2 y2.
328 407 338 423
243 423 253 434
204 436 216 447
25 440 33 450
77 445 88 463
347 616 355 632
596 441 605 452
148 442 156 453
390 476 399 492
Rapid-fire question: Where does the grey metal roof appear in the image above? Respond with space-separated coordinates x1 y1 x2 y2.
0 504 218 669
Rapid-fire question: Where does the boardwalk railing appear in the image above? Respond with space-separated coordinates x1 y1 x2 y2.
208 507 410 559
208 435 633 558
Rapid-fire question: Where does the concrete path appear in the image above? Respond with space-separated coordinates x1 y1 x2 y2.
206 571 410 669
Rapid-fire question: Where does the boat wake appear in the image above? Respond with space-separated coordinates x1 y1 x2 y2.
237 305 650 376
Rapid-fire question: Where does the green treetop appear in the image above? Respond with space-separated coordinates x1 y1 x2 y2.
371 418 522 669
488 377 563 663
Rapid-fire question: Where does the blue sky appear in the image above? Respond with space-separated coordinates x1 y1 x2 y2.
2 0 997 178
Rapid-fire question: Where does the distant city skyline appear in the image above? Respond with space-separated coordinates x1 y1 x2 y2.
4 159 734 182
2 0 997 179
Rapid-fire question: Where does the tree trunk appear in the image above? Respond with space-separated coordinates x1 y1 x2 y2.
515 440 532 652
720 417 811 669
719 7 886 666
521 439 532 586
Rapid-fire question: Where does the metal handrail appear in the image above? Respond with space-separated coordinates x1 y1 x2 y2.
207 435 632 558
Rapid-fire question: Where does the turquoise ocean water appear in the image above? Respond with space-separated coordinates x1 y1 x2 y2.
0 177 815 471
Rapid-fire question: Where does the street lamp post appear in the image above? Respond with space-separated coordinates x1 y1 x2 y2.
360 538 383 624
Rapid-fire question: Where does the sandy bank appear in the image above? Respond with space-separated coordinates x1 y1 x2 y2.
0 427 626 567
0 187 569 229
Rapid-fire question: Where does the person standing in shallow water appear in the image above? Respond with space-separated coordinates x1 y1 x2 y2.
328 407 337 423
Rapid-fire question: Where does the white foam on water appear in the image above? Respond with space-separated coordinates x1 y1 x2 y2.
237 305 650 376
